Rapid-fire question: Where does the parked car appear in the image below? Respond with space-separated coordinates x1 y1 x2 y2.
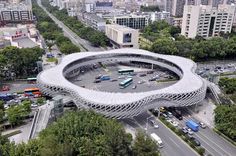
150 119 159 129
166 112 173 118
199 122 206 129
170 120 179 127
110 79 118 82
159 107 166 112
139 73 147 77
147 70 154 74
132 85 137 89
1 85 10 91
161 112 168 118
94 80 101 83
138 80 145 84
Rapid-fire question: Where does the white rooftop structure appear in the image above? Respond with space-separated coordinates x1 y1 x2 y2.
37 49 207 118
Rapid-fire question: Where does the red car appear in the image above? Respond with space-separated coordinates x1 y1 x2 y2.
1 85 10 91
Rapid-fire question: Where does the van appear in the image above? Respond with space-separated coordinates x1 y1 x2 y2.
150 133 164 148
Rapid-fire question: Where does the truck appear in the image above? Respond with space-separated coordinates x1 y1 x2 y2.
186 120 199 132
150 133 164 148
100 75 110 81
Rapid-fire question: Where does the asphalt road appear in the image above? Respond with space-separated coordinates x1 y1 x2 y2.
178 109 236 156
37 0 105 52
122 112 198 156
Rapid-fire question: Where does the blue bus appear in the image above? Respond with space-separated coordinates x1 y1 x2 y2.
118 69 134 75
0 94 14 102
119 78 133 89
100 75 110 81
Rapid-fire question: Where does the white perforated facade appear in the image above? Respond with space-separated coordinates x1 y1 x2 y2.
37 49 207 119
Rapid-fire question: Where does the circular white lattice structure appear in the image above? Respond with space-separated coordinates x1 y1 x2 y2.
37 49 207 118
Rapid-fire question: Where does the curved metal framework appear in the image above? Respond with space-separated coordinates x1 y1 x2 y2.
37 49 207 118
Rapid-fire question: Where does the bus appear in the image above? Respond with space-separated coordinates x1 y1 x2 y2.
118 69 134 75
150 133 164 148
24 88 41 97
0 94 14 102
27 77 37 84
119 78 133 89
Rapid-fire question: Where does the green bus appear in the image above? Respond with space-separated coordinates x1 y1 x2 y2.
119 78 133 89
27 77 37 84
118 69 134 75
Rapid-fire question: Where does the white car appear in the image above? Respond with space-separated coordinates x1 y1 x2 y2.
188 128 194 135
150 119 159 129
170 120 179 127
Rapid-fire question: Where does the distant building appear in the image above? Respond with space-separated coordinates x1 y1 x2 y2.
0 0 33 25
0 38 11 49
77 13 106 32
171 0 185 17
111 14 149 29
95 1 113 13
105 24 139 48
181 4 235 38
173 17 182 27
150 11 172 24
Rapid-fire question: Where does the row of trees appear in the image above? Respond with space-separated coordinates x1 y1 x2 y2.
142 21 236 61
0 111 160 156
32 1 80 54
218 77 236 103
0 46 43 78
214 105 236 142
219 77 236 94
41 0 109 47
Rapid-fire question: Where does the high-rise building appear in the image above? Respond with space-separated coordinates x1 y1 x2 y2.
181 4 235 38
172 0 185 16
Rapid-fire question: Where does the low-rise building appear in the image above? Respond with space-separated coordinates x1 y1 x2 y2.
150 11 172 24
0 24 41 48
173 17 182 27
105 24 139 49
111 14 149 29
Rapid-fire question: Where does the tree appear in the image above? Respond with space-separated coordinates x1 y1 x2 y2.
214 105 236 141
132 131 160 156
6 100 31 126
151 38 178 55
59 42 80 54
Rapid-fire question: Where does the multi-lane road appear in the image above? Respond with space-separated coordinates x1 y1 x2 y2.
122 112 199 156
123 110 236 156
37 0 105 52
180 109 236 156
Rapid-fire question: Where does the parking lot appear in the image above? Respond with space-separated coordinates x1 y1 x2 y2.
69 62 178 93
